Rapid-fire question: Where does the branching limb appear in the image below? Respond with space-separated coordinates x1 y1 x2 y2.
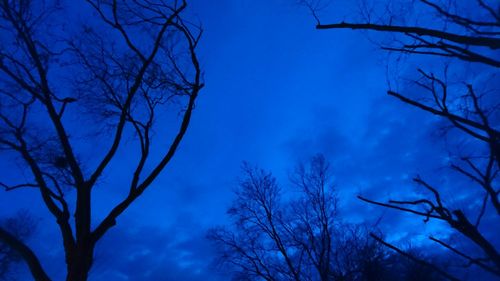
429 236 500 275
0 227 51 281
316 22 500 49
370 233 461 281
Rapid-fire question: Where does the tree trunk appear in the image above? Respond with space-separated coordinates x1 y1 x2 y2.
67 186 93 281
66 244 94 281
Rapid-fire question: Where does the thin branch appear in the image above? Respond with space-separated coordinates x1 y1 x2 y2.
370 233 461 281
0 227 51 281
316 22 500 49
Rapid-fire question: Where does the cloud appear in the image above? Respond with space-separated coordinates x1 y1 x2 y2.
280 91 492 248
90 214 227 281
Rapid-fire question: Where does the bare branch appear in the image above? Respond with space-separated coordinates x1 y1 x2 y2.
370 234 461 281
0 227 50 281
316 22 500 49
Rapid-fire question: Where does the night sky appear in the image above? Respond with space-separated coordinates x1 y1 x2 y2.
0 0 497 280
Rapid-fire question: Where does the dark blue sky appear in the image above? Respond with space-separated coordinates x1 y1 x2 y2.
0 0 496 280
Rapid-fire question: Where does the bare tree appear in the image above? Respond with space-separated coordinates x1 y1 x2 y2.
209 163 302 281
288 155 337 281
209 155 443 281
0 1 203 280
306 0 500 279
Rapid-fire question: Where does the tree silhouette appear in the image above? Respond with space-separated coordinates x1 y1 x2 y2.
209 155 447 280
0 1 203 280
305 0 500 279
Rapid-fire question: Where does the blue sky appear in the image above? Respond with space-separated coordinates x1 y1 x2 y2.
0 0 497 280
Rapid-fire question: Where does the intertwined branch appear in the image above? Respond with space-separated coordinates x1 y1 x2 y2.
309 0 500 278
0 1 203 280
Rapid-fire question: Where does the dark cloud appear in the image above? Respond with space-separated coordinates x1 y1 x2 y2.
90 216 226 281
